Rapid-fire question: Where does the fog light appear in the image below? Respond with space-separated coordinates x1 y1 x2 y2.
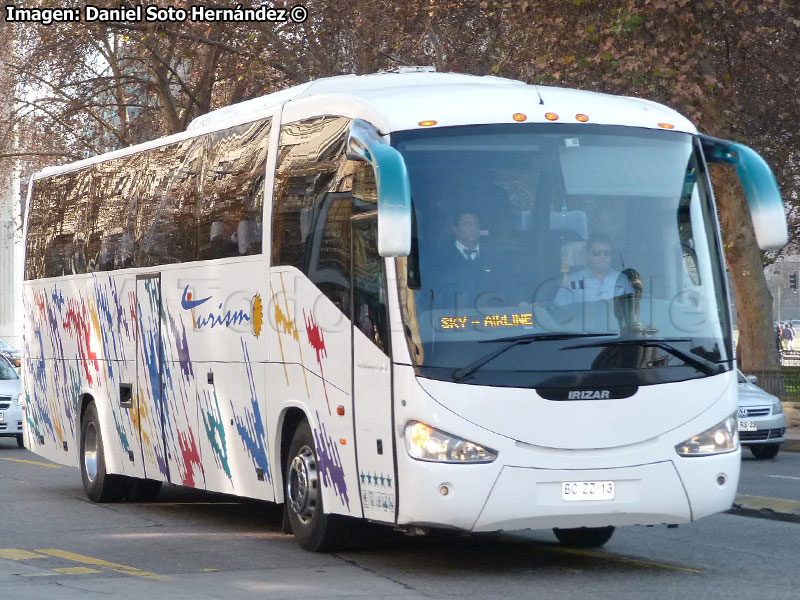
716 474 726 486
438 484 450 497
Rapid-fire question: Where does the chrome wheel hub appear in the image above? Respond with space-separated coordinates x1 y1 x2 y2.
287 445 318 524
84 422 98 483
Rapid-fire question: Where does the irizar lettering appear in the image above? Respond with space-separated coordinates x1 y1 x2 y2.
568 390 611 400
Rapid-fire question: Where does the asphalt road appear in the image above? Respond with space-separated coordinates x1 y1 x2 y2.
738 449 800 501
2 437 800 599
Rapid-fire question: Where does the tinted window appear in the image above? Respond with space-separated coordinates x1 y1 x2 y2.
25 117 271 279
0 357 18 380
135 137 201 267
197 119 270 259
272 116 351 271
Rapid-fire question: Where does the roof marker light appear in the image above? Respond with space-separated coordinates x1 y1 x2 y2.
419 120 437 127
513 113 527 122
575 114 589 122
545 112 559 121
658 122 675 129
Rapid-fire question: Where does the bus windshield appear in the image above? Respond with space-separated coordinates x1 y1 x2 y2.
392 124 732 388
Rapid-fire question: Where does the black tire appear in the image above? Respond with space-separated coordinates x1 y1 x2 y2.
127 478 162 502
749 443 780 460
553 526 615 547
80 402 127 502
285 420 351 552
16 434 24 449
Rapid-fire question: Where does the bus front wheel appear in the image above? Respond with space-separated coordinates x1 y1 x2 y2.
553 526 615 547
80 402 126 503
285 420 350 552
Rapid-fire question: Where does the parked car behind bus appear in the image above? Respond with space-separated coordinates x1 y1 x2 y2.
0 340 21 369
737 370 786 459
0 355 23 448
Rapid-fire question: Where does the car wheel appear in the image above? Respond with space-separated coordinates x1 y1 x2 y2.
285 419 351 552
553 526 615 547
749 444 780 460
80 402 127 502
16 434 24 449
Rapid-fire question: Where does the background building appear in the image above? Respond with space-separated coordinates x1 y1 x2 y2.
766 257 800 323
0 163 22 348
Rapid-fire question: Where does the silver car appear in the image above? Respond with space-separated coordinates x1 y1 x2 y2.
737 370 786 459
0 340 20 369
0 355 23 448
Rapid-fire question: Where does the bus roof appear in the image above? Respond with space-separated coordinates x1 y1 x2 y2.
189 70 696 135
34 71 695 180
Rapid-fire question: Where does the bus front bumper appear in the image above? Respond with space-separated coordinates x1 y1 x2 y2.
398 453 739 532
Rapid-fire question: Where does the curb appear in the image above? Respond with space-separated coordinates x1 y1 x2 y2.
729 494 800 524
782 438 800 452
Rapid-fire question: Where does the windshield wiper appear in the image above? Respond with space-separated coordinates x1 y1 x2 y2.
452 333 616 382
561 337 722 376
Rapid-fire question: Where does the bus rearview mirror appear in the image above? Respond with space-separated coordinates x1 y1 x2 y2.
700 135 787 251
348 120 412 257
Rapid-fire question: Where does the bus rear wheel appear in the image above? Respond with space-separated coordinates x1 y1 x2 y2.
80 402 126 503
285 420 350 552
553 526 615 547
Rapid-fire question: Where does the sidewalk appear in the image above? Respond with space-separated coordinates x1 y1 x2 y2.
782 425 800 452
730 424 800 523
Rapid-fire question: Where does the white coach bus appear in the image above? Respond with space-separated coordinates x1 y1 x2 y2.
21 70 787 551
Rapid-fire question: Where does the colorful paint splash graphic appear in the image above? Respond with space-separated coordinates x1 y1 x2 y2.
313 411 349 510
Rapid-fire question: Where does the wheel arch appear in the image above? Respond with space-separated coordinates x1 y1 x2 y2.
275 405 311 504
76 389 123 475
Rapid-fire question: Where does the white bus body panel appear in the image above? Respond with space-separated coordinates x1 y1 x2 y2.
266 267 360 518
393 365 739 531
22 259 279 501
415 371 735 450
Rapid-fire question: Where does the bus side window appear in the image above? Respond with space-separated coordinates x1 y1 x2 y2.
306 193 352 315
135 138 201 267
272 116 351 272
353 216 388 354
197 119 270 260
92 155 140 272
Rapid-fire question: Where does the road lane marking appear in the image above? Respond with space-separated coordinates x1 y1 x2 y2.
53 567 102 575
35 549 169 580
551 546 701 573
0 549 47 560
766 475 800 481
0 457 63 468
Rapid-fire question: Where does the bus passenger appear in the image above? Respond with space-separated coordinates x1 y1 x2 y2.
553 234 633 306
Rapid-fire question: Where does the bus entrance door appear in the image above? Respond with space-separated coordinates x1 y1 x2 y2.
351 215 397 522
135 274 170 483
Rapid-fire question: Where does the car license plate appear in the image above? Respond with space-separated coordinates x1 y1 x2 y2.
0 411 4 422
738 420 757 432
562 481 615 502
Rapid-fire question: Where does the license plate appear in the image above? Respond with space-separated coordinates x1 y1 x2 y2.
738 420 757 432
562 480 615 502
0 411 4 422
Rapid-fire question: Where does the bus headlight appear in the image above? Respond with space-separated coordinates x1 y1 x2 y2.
405 421 497 463
675 415 738 457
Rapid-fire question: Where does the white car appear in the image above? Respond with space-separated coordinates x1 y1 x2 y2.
737 370 786 459
0 355 23 448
